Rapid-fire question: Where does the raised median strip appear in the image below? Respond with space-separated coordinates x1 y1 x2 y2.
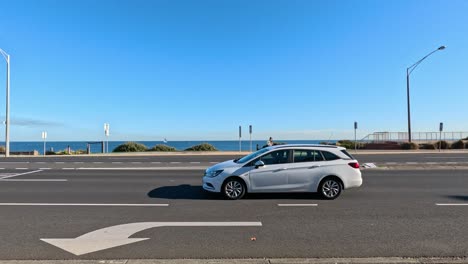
1 258 468 264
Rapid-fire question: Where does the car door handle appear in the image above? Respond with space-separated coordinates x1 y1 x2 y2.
309 165 321 169
273 168 288 172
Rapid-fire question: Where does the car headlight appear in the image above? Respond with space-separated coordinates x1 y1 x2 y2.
207 169 224 178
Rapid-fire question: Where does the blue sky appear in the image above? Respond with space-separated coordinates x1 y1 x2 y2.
0 0 467 141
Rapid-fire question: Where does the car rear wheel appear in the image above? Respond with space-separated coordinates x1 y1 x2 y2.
222 178 246 200
319 178 342 200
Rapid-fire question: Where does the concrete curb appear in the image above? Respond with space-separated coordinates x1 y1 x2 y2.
1 258 468 264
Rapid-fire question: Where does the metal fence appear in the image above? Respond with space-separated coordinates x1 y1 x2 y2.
361 132 468 143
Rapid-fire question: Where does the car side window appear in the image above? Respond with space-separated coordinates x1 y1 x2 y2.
321 151 340 161
258 150 291 165
293 149 323 162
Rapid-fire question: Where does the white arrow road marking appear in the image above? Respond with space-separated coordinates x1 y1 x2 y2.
41 221 262 256
0 169 43 179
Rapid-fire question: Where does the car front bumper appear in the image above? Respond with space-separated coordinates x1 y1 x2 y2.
202 176 223 193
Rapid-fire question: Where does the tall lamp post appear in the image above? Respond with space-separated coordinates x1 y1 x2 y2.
0 48 10 157
406 45 445 142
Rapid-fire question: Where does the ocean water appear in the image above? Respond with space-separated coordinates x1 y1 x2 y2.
3 140 337 155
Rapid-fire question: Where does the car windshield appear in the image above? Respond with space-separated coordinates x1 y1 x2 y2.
235 148 270 164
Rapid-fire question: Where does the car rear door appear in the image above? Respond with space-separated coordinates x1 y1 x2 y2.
286 149 327 192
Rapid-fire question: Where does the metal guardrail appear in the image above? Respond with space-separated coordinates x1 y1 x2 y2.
361 132 468 143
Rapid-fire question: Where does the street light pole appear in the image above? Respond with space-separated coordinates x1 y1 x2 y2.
0 48 10 157
406 45 445 143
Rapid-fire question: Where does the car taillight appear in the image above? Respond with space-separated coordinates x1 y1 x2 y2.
348 162 360 169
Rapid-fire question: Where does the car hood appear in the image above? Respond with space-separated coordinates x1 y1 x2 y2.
206 159 240 172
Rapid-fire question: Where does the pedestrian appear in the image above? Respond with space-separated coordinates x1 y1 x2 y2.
267 137 274 147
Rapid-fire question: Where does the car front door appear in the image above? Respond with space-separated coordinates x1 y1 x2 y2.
248 149 292 192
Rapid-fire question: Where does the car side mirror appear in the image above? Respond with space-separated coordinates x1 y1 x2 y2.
254 160 265 168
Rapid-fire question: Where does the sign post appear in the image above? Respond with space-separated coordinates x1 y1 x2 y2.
239 126 242 153
354 121 358 152
104 123 110 153
439 122 443 152
41 131 47 156
249 125 252 152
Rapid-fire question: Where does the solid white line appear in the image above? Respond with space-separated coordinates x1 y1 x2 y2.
76 167 205 170
0 203 168 207
436 203 468 206
62 168 75 170
0 179 68 182
0 169 43 179
278 204 318 207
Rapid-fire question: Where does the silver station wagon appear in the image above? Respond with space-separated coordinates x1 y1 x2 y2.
203 144 362 200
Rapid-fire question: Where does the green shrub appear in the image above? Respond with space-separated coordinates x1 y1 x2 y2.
56 150 71 155
451 140 465 149
45 150 56 155
73 149 87 154
419 143 436 150
184 143 217 151
113 142 148 152
435 140 450 149
150 144 177 152
337 140 363 149
401 142 419 150
0 145 5 153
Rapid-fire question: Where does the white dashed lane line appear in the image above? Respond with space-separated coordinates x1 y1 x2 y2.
436 203 468 206
278 204 318 207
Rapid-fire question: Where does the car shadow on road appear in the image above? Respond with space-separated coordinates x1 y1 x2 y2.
148 184 323 200
444 195 468 201
148 185 219 200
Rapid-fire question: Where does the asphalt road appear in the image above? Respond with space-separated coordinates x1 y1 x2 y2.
1 168 468 259
0 152 467 169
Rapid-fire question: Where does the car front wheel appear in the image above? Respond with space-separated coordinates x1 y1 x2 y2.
319 178 342 200
222 179 246 200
